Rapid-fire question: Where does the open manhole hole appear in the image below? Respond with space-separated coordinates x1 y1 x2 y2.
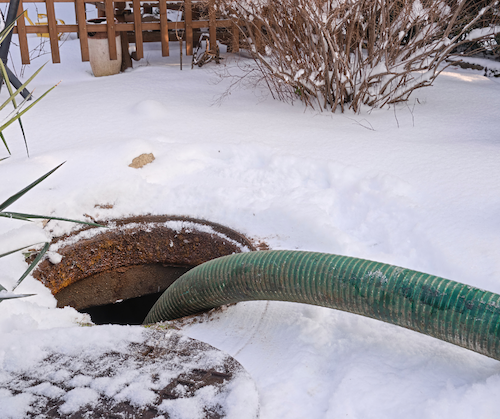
33 215 256 325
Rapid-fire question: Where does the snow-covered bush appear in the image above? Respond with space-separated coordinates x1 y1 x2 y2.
217 0 500 112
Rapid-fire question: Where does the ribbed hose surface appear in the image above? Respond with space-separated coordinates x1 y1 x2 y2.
144 250 500 361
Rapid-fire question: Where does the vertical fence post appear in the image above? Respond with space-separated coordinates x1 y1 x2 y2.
105 0 117 60
184 0 192 56
231 22 239 53
159 0 169 56
208 0 216 53
76 0 90 61
115 0 132 69
132 0 143 59
16 1 30 64
45 0 60 63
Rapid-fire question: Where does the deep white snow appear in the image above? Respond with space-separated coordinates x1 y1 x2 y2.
1 8 500 417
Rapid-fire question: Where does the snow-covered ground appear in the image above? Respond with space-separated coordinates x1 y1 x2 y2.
1 18 500 418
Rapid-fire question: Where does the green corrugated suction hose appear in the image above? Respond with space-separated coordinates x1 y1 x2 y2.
144 250 500 361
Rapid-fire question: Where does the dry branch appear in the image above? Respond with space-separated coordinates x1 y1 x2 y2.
215 0 500 112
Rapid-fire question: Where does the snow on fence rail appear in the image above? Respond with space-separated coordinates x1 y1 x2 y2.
2 0 237 65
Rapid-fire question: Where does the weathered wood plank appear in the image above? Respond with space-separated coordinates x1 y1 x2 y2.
105 0 117 60
45 0 61 63
208 0 216 53
16 23 79 33
114 1 132 70
184 0 193 56
17 2 30 64
75 0 89 61
159 0 169 56
190 19 231 29
232 22 239 53
132 0 143 59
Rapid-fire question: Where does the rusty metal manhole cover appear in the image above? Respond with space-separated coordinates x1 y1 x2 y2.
33 215 255 315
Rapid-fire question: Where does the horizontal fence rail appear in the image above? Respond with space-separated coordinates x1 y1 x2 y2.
0 0 237 65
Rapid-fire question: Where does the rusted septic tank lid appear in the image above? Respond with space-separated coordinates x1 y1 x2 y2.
32 215 255 310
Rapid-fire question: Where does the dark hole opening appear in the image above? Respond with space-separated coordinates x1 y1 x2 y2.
40 216 255 326
81 291 165 325
56 265 192 325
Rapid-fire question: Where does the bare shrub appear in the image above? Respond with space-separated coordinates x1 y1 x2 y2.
215 0 500 112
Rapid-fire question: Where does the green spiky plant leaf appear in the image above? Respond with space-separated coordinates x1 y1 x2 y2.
0 14 102 302
0 12 23 45
12 242 50 290
0 165 105 301
0 163 102 226
0 163 63 211
0 291 36 301
0 242 45 259
0 11 57 157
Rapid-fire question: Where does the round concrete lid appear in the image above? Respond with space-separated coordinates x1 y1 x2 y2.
2 326 259 418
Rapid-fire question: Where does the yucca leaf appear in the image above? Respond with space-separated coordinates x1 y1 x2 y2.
0 212 31 221
0 132 10 155
0 64 46 113
0 242 44 258
0 12 55 156
0 61 18 154
0 13 22 45
0 283 35 303
0 211 104 227
0 162 64 212
0 83 32 113
0 59 17 109
12 241 49 290
0 59 30 155
0 64 45 111
0 291 35 301
0 83 58 134
0 94 30 122
18 116 28 155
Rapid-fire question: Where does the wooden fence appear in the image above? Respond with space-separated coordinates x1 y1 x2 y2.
0 0 239 65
